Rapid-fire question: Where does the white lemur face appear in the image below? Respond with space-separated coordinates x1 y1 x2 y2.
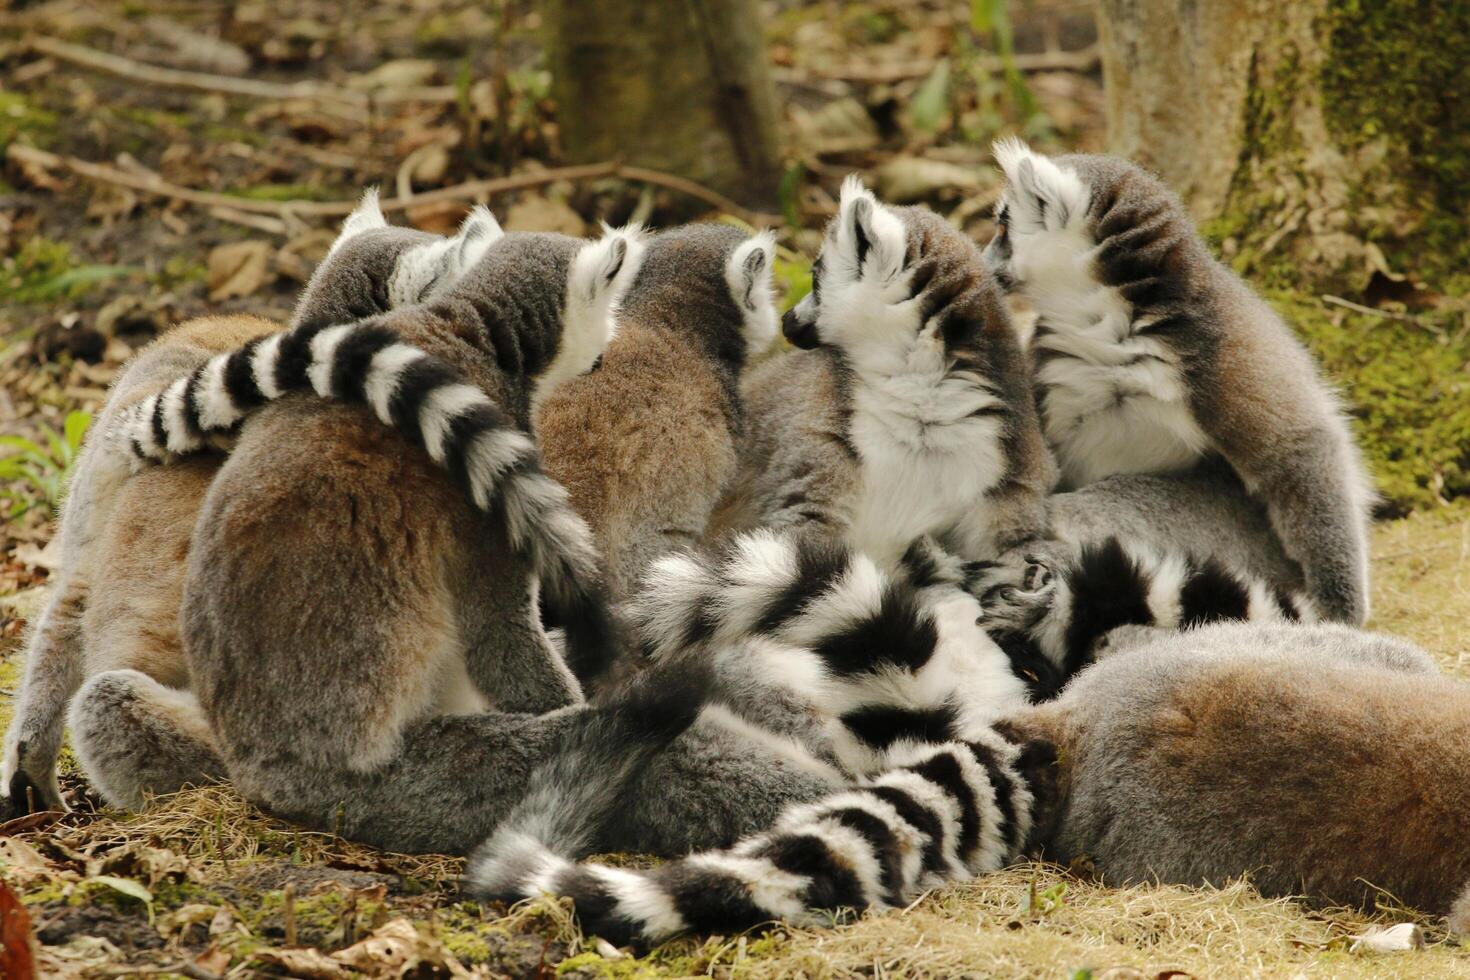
533 223 648 408
781 177 923 359
981 138 1093 296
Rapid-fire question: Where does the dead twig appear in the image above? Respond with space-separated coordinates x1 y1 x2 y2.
8 145 782 226
1321 294 1443 334
27 36 457 115
801 45 1101 84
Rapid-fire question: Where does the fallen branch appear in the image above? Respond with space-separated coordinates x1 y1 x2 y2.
1320 294 1443 334
27 36 456 113
802 46 1101 84
7 144 781 226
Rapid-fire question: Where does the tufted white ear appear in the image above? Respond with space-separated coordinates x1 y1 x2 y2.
327 188 388 258
992 137 1089 233
450 204 503 275
534 223 649 409
725 230 779 356
835 175 907 284
388 205 508 307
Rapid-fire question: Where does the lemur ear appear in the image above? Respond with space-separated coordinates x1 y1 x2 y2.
447 204 503 277
991 137 1089 232
328 188 388 257
570 223 647 305
836 175 906 282
725 230 779 355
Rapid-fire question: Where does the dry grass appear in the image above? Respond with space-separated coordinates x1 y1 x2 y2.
650 866 1470 979
4 508 1470 977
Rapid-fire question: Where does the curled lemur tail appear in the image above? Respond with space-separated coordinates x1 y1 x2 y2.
468 729 1036 948
117 320 617 683
983 536 1318 678
469 662 710 880
622 531 1013 774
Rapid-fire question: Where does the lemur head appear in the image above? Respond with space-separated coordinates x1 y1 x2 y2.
782 176 1008 370
620 222 779 364
293 190 503 329
439 224 647 412
981 139 1094 297
984 139 1201 306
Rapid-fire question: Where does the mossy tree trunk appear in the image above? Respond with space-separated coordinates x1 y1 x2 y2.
542 0 783 207
1097 0 1470 291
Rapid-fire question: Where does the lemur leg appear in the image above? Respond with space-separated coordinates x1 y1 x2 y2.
459 563 583 715
1242 457 1369 626
67 670 225 809
1 575 86 816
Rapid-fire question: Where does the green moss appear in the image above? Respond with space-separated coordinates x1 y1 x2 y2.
17 881 69 906
0 92 60 149
1322 0 1470 222
234 183 339 202
1270 289 1470 511
158 255 208 288
0 656 20 733
435 904 496 964
2 238 137 303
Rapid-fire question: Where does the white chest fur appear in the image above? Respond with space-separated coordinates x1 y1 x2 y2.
1016 233 1209 488
845 362 1008 566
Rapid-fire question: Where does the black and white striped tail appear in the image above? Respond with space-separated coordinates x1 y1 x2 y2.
983 536 1318 680
624 531 1029 774
467 729 1035 948
119 319 618 683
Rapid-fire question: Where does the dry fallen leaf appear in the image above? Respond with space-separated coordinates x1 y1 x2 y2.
503 195 587 236
0 838 54 882
331 917 472 978
208 240 275 301
0 881 36 980
251 945 348 979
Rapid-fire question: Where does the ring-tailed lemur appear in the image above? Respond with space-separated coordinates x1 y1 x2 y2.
112 224 645 687
536 224 780 604
713 177 1056 567
1 201 498 820
1004 621 1470 936
981 140 1373 624
65 227 661 852
979 536 1315 693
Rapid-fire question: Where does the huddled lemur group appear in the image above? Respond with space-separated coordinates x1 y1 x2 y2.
6 140 1470 947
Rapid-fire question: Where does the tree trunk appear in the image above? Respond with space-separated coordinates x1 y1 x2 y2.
542 0 783 207
1097 0 1470 289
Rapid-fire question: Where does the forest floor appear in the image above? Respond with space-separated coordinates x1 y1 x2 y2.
2 0 1468 977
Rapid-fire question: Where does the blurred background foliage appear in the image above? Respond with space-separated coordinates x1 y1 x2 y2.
0 0 1464 524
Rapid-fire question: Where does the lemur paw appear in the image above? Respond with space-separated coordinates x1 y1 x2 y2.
977 554 1058 633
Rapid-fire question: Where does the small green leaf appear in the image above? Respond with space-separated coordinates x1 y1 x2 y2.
63 411 91 451
90 875 153 906
778 162 806 230
909 60 952 134
33 264 136 300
